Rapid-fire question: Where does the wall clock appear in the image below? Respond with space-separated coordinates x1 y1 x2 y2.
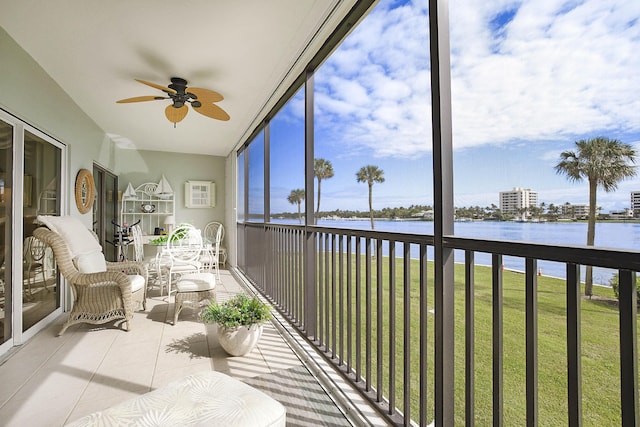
75 168 95 214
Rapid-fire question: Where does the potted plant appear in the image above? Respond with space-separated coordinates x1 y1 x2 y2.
201 293 272 356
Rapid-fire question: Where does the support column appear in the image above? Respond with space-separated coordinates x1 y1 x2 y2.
304 70 317 339
429 0 455 425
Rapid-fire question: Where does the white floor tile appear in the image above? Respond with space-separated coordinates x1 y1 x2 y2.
0 270 377 426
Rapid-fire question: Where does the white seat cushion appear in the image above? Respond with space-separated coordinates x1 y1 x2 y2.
171 261 202 272
65 371 286 427
176 272 216 292
128 275 145 292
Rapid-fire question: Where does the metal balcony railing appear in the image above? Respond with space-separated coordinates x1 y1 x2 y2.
237 222 640 426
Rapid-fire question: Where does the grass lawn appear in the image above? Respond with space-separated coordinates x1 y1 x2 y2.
317 254 633 425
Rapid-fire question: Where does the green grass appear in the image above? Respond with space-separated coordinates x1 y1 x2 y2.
315 255 632 425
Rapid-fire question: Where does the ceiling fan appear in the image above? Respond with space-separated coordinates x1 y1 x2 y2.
116 77 230 126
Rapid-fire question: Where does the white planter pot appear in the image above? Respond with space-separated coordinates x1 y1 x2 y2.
217 324 264 356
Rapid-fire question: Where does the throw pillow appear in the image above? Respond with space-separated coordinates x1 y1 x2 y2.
36 215 102 258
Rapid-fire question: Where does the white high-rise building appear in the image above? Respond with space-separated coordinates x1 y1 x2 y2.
499 187 538 220
631 191 640 217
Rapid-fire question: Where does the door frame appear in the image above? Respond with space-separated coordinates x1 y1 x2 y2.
93 164 119 262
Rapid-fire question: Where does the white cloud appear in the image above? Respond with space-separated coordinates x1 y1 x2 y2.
314 0 640 158
451 0 640 148
315 0 432 158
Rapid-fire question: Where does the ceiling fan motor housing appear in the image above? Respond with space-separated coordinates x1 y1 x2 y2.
169 77 188 91
168 77 195 108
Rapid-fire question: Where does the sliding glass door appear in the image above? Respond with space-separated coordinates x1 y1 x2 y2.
0 120 13 347
0 109 66 354
22 130 62 332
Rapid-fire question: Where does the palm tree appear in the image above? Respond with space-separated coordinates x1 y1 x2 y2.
563 202 574 219
314 158 334 222
356 165 385 229
287 189 305 224
516 206 529 222
547 203 560 221
555 136 636 297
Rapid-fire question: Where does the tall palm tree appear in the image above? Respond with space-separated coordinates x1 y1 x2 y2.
356 165 385 229
287 189 305 224
555 136 636 296
314 158 334 221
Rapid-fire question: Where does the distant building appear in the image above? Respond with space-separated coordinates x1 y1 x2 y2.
631 191 640 217
411 210 434 220
499 187 538 220
561 203 589 219
609 208 634 219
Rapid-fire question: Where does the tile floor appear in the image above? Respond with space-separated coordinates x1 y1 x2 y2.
0 270 379 426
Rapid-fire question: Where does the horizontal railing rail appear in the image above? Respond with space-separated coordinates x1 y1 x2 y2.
445 235 640 270
238 221 639 426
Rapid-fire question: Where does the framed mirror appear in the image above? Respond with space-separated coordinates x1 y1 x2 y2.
75 168 95 214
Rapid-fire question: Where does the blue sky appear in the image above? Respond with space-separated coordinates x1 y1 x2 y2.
268 0 640 214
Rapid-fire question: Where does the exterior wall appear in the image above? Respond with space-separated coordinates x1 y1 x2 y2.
0 27 107 228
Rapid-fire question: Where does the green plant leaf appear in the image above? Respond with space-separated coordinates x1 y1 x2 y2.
201 294 271 328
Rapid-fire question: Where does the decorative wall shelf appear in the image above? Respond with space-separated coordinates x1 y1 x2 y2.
121 182 175 236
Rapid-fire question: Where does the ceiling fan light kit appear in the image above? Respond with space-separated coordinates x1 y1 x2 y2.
117 77 230 126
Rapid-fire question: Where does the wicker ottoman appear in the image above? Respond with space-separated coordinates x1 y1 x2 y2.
66 371 286 426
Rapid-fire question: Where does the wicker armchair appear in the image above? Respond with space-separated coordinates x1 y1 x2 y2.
33 224 147 336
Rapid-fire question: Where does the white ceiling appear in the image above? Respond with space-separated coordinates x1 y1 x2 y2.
0 0 358 156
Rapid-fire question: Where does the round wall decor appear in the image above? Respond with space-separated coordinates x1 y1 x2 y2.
75 168 95 214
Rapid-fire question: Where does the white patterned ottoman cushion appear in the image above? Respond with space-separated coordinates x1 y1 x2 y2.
66 371 286 426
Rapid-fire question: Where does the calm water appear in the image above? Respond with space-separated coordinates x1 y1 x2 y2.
307 219 640 284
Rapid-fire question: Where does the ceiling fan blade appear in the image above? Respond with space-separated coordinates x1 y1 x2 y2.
116 95 167 103
136 79 177 94
165 104 188 124
192 102 230 121
188 87 224 103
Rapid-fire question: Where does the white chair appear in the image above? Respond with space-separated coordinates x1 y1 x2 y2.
199 224 223 281
23 235 48 298
203 221 227 266
131 225 165 294
161 224 203 297
167 224 217 324
131 225 145 264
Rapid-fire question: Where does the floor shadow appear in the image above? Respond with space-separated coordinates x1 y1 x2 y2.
58 364 150 394
245 366 350 427
164 332 210 359
145 302 171 324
